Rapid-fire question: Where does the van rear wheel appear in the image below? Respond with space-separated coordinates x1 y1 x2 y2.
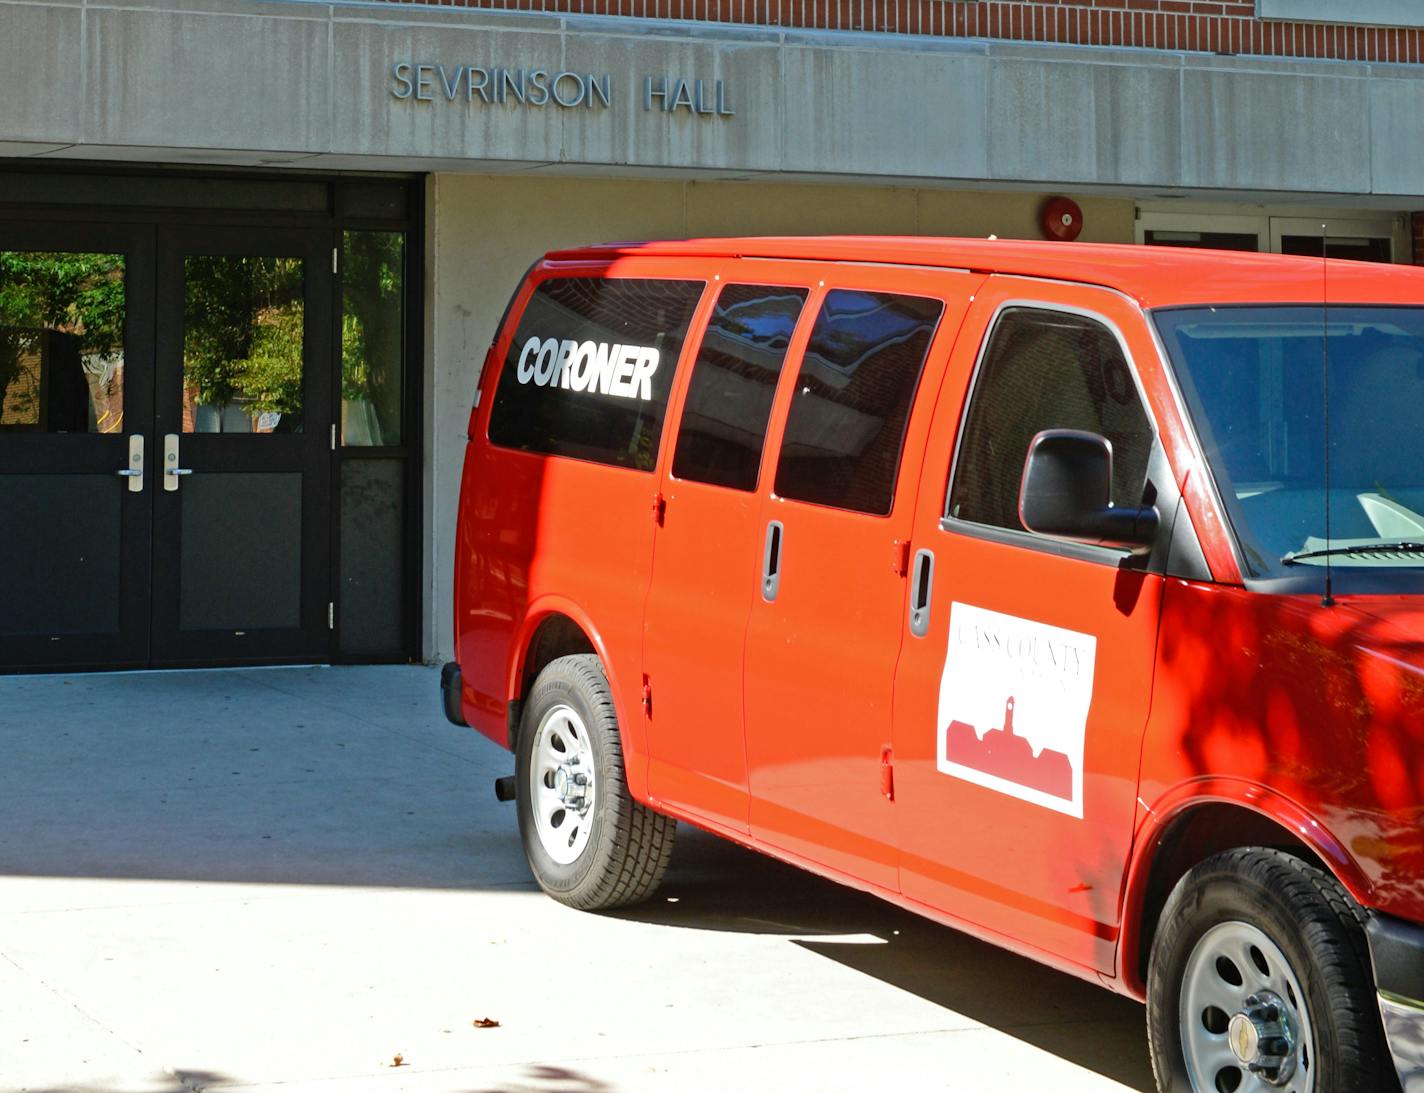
1146 847 1395 1093
514 653 675 910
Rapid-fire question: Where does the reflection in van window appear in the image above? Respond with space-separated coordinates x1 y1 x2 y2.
487 278 704 471
949 308 1153 534
1157 305 1424 579
773 290 943 515
672 284 808 492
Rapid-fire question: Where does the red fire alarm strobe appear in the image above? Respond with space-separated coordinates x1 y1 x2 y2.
1039 196 1084 241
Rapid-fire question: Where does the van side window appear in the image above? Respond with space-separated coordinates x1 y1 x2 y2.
948 308 1154 533
487 277 704 471
671 284 808 492
773 290 943 516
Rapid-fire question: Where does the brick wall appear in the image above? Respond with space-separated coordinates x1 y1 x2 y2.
383 0 1424 64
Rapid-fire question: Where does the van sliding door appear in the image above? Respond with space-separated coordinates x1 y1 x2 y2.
642 275 814 832
741 268 976 889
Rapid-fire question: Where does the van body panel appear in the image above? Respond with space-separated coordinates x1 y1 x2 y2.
1139 579 1424 927
547 236 1424 311
454 257 718 774
741 267 979 891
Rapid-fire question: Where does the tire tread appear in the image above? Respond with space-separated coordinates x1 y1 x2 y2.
521 654 676 911
1147 846 1398 1093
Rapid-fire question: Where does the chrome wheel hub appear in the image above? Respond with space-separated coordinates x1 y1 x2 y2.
1180 922 1315 1092
1228 992 1297 1081
529 704 596 866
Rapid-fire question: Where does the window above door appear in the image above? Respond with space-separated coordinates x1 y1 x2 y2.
1137 209 1407 264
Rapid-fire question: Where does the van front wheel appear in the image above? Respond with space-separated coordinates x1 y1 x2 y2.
1146 847 1394 1093
514 654 675 910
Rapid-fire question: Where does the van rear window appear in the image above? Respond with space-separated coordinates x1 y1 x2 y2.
487 277 704 471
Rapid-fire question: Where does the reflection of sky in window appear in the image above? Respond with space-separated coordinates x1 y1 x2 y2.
806 290 938 376
713 291 803 350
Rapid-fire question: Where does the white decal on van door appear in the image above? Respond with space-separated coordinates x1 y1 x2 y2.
515 336 660 400
937 602 1096 819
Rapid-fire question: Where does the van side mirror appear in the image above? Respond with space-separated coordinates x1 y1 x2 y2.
1017 429 1159 552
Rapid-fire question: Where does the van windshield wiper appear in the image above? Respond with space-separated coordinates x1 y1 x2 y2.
1282 541 1424 565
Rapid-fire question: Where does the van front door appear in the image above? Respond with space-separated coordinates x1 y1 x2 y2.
742 268 976 890
890 280 1167 973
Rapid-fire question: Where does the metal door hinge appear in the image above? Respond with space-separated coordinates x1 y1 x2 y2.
332 247 339 274
880 745 895 802
892 539 911 577
641 674 653 719
330 423 337 451
651 492 666 527
327 602 335 630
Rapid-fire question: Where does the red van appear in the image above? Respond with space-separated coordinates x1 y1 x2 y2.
444 237 1424 1093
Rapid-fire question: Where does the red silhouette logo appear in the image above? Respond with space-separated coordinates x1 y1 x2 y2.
945 696 1074 801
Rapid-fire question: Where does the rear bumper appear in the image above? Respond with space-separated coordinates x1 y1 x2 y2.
440 661 468 727
1367 913 1424 1092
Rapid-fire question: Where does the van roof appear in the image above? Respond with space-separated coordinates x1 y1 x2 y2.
543 236 1424 309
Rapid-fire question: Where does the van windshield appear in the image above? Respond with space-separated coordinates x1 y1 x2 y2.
1156 305 1424 582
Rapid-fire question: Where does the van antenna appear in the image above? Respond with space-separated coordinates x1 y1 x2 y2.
1321 223 1335 608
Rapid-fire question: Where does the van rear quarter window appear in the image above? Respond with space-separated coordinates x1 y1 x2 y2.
773 289 943 515
487 277 704 470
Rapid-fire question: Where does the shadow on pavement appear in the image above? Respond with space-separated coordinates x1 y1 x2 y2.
1 669 1152 1091
471 1065 616 1093
618 826 1155 1092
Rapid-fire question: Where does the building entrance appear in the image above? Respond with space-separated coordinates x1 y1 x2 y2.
0 171 419 672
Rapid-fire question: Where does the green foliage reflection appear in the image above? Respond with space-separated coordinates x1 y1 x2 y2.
0 251 125 432
341 232 404 446
183 256 304 432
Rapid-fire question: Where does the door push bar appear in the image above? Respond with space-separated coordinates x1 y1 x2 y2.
115 434 145 492
163 433 193 491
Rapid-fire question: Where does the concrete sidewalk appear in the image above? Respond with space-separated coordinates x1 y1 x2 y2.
0 666 1154 1092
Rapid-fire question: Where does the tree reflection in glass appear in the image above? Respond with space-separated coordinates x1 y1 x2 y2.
183 255 304 434
341 231 404 446
0 251 125 433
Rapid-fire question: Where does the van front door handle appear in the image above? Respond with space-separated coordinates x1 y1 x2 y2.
762 520 784 602
909 548 934 637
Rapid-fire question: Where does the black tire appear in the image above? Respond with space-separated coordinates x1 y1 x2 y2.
1146 847 1397 1093
514 653 675 910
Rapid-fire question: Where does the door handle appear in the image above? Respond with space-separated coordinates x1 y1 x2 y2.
762 520 784 602
115 434 144 492
162 433 191 491
909 548 934 638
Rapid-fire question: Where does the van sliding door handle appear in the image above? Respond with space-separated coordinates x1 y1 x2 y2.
909 548 934 638
762 520 783 602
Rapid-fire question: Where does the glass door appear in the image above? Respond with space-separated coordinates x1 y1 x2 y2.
149 227 334 664
0 223 156 670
